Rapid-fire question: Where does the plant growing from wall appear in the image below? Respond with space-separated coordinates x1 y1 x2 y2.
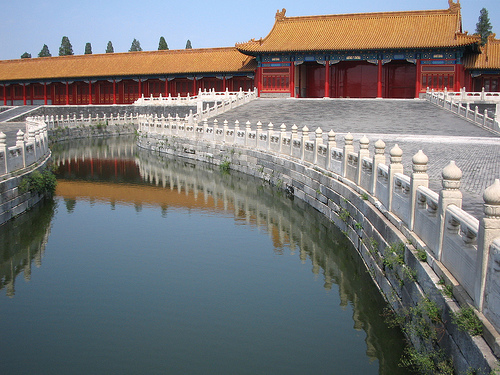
451 307 483 336
19 169 57 196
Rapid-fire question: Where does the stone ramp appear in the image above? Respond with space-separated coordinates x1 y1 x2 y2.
211 98 500 217
0 105 42 122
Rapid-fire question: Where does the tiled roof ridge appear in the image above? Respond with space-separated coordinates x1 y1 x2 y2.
0 46 238 64
278 8 456 23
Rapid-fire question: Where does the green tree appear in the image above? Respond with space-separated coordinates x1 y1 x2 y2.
105 41 114 53
476 8 493 45
59 36 74 56
185 39 192 49
38 44 51 57
84 42 92 55
21 52 31 58
129 38 142 52
158 36 169 50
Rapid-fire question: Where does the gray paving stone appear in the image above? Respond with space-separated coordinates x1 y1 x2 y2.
211 98 500 218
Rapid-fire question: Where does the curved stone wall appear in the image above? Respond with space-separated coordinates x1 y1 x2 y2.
137 122 500 374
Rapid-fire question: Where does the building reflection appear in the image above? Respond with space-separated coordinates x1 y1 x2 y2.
50 137 405 370
0 199 56 297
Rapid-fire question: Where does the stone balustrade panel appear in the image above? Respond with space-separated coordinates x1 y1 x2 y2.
484 239 500 335
359 157 373 192
375 164 390 209
413 186 440 256
391 173 412 226
330 148 343 176
441 205 480 298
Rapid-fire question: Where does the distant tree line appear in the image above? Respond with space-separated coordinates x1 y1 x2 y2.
20 35 192 59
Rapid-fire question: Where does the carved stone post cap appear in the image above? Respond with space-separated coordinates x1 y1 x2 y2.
374 139 386 153
245 121 251 127
360 135 369 149
280 123 286 131
291 124 298 131
0 132 6 146
302 125 309 132
328 129 336 138
390 144 403 158
256 121 262 129
16 130 24 142
412 150 428 173
213 119 218 124
268 122 274 130
484 179 500 217
234 120 239 125
223 119 228 125
442 161 462 189
315 127 323 137
344 132 353 145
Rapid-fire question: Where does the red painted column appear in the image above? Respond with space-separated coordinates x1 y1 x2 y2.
223 77 227 91
165 79 168 97
138 79 142 100
23 84 27 105
377 60 383 98
257 66 262 97
65 82 69 105
113 80 117 104
324 61 330 98
43 82 47 105
193 77 197 96
3 85 6 106
290 63 295 98
88 82 92 105
454 65 462 92
415 59 421 98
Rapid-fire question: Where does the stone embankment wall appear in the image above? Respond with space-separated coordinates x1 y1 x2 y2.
137 119 500 374
0 118 51 226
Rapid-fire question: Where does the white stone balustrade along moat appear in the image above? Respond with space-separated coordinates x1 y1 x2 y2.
138 114 500 339
426 88 500 135
0 117 50 177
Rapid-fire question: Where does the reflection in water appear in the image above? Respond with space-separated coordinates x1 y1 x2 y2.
53 137 407 373
0 136 408 374
0 199 56 297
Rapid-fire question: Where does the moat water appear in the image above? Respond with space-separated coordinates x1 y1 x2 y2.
0 137 410 374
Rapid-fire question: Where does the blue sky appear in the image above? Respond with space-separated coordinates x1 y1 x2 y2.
0 0 498 60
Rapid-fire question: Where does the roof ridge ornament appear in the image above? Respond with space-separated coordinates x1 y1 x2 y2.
276 8 286 21
448 0 460 13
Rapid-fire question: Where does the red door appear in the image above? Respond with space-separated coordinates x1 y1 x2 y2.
305 63 325 98
385 61 416 98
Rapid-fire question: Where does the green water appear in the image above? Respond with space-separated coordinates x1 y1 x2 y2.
0 137 409 374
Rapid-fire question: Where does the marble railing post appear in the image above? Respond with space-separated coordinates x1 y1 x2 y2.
387 144 403 211
16 130 26 168
223 120 229 143
301 126 309 161
256 121 262 148
234 120 240 143
356 136 369 185
245 121 251 147
475 179 500 311
267 122 274 150
326 130 336 171
436 161 463 261
409 150 429 230
213 119 218 142
0 132 7 173
342 133 354 177
370 139 386 195
313 127 323 165
279 123 286 154
28 126 36 159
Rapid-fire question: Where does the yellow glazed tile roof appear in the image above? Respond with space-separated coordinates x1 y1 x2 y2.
0 47 256 82
463 35 500 70
236 3 479 54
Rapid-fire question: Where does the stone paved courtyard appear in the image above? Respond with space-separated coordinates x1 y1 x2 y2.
210 98 500 217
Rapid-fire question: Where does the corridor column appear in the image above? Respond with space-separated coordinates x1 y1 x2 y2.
66 82 70 105
88 81 92 105
377 60 383 98
113 80 117 105
324 61 330 98
415 59 421 98
23 84 27 105
43 82 48 105
3 84 7 106
290 62 295 98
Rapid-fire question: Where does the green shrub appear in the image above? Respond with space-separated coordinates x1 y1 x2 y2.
19 169 57 195
452 307 483 336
